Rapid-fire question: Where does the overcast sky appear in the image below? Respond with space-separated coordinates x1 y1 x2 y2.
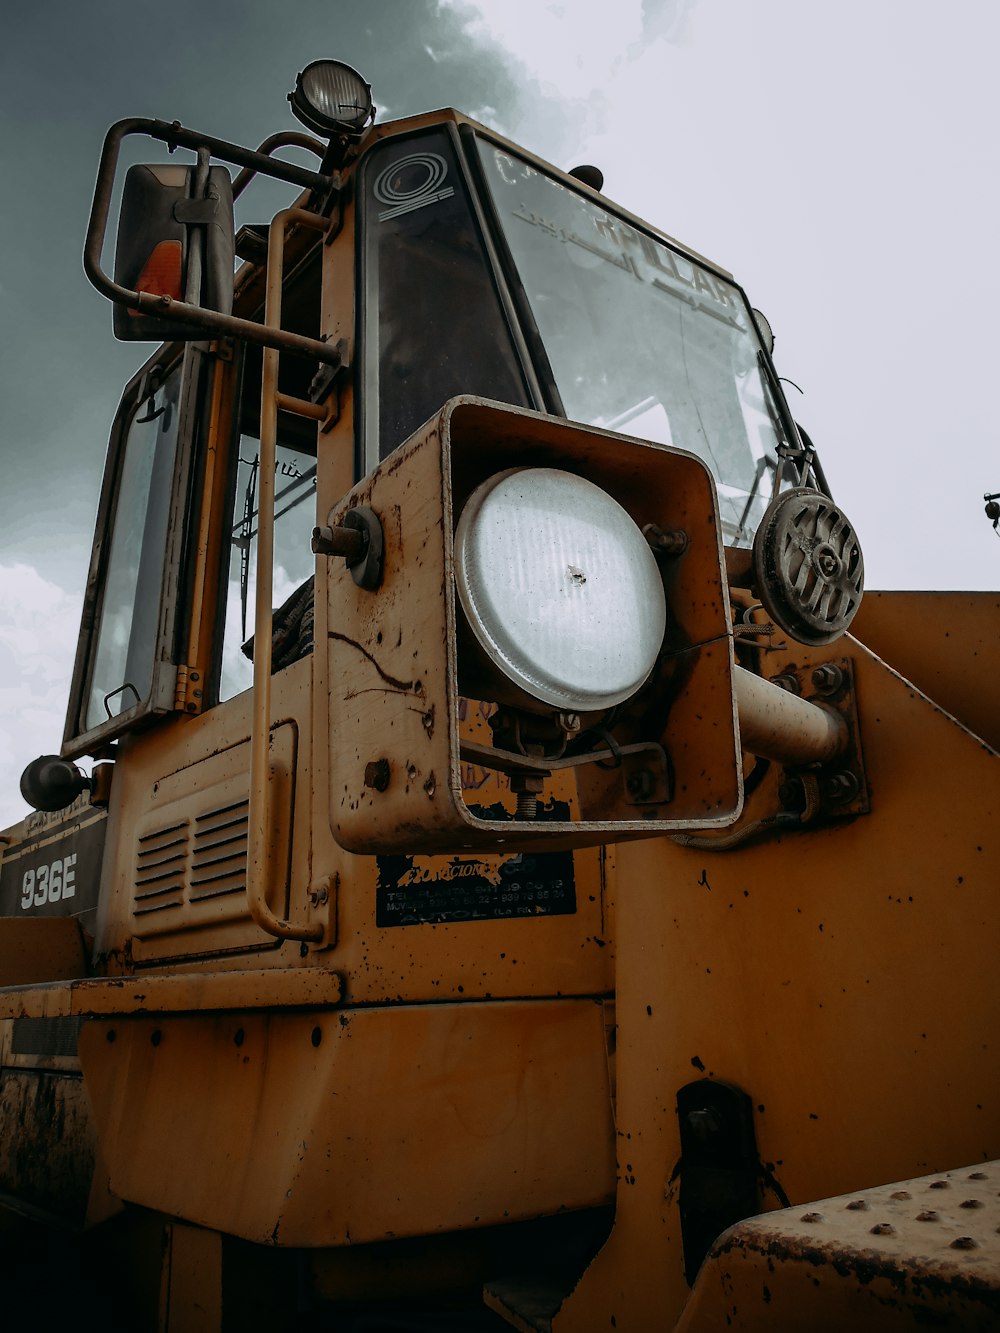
1 0 997 828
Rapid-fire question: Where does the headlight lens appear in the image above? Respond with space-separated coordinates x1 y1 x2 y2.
289 61 375 136
455 467 667 712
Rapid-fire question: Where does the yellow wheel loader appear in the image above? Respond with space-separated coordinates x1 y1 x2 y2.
1 60 997 1331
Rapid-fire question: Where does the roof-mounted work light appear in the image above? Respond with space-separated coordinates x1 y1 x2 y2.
289 60 375 138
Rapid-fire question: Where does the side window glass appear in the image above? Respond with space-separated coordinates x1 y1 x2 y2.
362 129 530 467
216 254 322 703
84 364 183 730
219 430 317 701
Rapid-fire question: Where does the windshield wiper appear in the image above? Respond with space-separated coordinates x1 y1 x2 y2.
756 352 830 498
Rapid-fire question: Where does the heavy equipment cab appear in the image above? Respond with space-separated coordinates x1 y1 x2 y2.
1 60 998 1331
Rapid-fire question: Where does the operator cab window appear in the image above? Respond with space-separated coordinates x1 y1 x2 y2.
476 140 787 544
218 425 316 702
84 362 183 730
217 251 320 702
361 127 531 470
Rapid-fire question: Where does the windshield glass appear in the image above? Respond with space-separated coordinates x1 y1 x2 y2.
477 140 786 543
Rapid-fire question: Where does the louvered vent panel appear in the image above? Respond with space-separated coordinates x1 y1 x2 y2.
130 720 295 957
134 820 188 914
189 798 249 902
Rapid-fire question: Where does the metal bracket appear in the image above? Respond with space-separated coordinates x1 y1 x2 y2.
308 337 351 432
172 198 219 225
777 656 869 822
314 506 383 590
173 663 204 715
459 737 670 802
676 1079 763 1285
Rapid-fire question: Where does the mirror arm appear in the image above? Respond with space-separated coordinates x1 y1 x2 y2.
83 117 341 364
232 131 328 200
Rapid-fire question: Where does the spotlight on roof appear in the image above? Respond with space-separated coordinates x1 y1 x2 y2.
288 60 375 138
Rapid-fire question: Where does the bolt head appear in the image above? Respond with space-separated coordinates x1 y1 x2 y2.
811 663 844 694
771 672 802 695
364 758 391 792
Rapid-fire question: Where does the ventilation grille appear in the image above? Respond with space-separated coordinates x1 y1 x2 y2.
190 799 250 902
128 722 295 954
132 800 250 929
134 821 188 915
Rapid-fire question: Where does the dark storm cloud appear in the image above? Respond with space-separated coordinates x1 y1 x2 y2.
0 0 526 577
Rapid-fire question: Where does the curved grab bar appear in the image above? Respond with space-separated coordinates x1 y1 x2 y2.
245 207 328 943
232 131 328 199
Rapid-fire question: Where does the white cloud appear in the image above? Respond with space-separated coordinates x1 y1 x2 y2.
440 0 1000 590
0 565 82 831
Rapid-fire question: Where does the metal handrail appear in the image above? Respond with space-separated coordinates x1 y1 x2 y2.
245 207 328 943
232 131 328 199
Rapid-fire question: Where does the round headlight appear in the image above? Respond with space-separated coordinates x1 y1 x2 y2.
454 468 667 713
289 60 375 137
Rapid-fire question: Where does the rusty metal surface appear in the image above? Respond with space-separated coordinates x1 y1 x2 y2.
0 966 342 1020
328 396 742 857
91 660 326 968
0 1070 97 1225
79 998 615 1248
0 917 87 987
852 590 1000 753
552 634 1000 1332
677 1163 1000 1330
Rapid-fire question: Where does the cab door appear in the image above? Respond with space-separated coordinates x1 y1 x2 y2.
62 343 211 758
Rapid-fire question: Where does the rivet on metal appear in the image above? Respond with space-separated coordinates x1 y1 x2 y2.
951 1236 978 1250
960 1199 984 1209
870 1223 896 1236
846 1200 869 1211
916 1210 939 1222
969 1172 988 1181
800 1212 824 1224
929 1180 950 1190
890 1190 912 1201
